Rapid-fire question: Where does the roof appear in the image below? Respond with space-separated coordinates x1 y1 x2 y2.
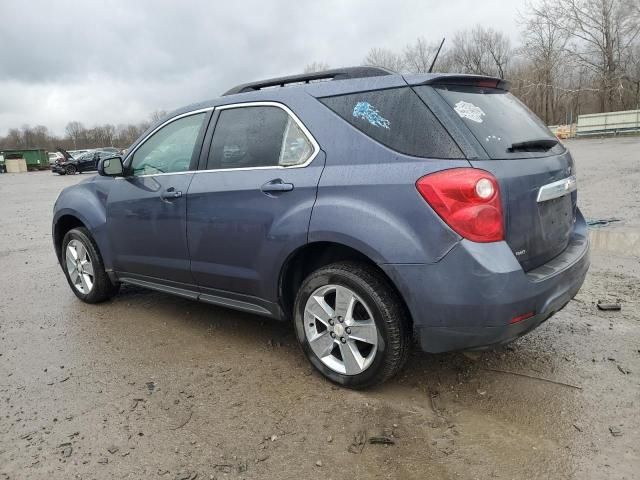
158 69 509 131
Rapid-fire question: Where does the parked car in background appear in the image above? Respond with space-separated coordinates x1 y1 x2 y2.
48 151 65 165
98 147 121 154
52 67 589 388
51 149 115 175
68 149 89 159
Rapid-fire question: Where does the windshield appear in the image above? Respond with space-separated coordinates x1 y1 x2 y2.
418 85 564 159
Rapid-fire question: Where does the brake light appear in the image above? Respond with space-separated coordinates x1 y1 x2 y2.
477 79 499 88
416 168 504 242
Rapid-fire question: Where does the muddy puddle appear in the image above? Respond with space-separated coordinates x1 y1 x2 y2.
589 227 640 257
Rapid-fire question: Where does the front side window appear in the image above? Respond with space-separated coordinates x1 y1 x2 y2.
130 113 206 176
207 106 314 170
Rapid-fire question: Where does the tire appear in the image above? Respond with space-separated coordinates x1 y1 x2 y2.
293 261 411 389
65 164 76 175
61 227 119 303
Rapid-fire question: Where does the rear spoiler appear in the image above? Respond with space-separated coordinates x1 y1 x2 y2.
407 74 511 91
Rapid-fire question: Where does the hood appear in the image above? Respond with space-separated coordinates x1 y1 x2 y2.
56 147 74 162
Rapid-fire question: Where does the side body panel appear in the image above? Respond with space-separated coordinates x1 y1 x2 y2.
187 154 325 305
106 173 195 284
186 97 326 307
78 153 97 172
300 82 467 264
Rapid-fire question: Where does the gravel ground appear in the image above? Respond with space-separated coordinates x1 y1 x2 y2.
0 137 639 479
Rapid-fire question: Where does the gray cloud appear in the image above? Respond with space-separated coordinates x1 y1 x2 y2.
0 0 525 135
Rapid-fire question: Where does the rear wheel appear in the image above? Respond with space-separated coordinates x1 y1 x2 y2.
293 262 411 389
62 227 119 303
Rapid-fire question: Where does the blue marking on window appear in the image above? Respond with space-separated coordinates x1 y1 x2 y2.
352 102 390 129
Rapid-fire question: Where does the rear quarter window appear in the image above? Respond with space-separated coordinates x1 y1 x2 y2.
319 87 463 159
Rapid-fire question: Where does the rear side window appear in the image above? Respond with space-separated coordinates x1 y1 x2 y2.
319 87 463 159
207 106 315 170
422 85 564 159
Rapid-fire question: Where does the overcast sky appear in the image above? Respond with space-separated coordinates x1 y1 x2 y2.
0 0 527 135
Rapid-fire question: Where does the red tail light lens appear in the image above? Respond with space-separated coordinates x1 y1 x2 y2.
510 312 535 324
416 168 504 243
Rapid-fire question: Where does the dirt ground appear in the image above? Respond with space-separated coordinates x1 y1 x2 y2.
1 136 639 479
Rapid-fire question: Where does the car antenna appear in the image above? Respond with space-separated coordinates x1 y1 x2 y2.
428 38 446 73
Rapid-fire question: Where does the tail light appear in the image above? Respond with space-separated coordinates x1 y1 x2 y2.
416 168 504 243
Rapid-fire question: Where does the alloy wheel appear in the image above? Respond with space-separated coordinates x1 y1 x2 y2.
303 284 379 375
65 239 95 294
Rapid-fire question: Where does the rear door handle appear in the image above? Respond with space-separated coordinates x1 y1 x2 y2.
160 187 183 200
261 179 294 194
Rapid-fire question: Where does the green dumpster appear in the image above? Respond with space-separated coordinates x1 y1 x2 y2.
0 149 49 170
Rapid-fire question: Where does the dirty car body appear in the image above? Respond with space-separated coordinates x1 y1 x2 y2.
52 67 589 388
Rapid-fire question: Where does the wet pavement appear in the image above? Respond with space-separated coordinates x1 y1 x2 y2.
1 137 639 479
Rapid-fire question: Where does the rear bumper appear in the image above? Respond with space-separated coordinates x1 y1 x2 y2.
381 211 590 353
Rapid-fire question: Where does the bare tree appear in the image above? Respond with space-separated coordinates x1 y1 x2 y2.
363 47 405 72
4 128 22 148
451 26 512 78
401 37 451 73
150 110 168 123
303 61 330 73
103 124 116 147
516 3 570 123
1 119 149 152
21 125 36 148
403 37 433 73
65 121 85 149
530 0 640 111
31 125 50 148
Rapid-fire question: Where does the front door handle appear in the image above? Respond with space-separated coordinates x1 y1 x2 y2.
261 179 294 194
160 187 183 200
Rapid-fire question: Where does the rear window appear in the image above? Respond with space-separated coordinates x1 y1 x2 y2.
421 85 564 159
319 87 463 159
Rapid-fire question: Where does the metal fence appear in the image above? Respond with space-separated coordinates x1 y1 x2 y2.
575 109 640 137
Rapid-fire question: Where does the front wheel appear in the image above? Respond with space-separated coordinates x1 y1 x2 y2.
65 164 76 175
293 262 411 389
62 227 119 303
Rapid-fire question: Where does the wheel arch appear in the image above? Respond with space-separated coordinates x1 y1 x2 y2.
277 241 413 329
53 213 89 262
53 203 109 268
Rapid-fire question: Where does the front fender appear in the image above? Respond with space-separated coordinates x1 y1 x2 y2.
52 177 114 268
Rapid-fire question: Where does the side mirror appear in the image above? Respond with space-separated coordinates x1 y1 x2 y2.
98 156 124 177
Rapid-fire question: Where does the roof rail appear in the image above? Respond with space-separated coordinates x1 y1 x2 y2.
222 66 393 96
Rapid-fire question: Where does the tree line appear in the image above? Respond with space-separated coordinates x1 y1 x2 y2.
2 0 639 152
318 0 640 125
0 110 167 153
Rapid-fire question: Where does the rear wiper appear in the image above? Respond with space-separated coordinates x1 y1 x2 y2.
507 138 558 152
